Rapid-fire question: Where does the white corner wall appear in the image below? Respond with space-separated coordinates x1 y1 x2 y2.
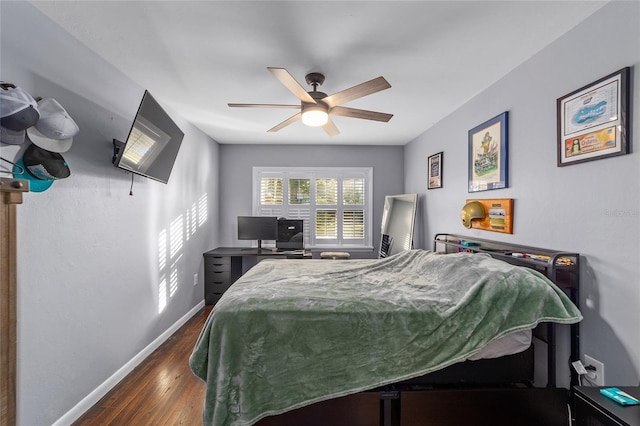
1 2 220 425
405 1 640 386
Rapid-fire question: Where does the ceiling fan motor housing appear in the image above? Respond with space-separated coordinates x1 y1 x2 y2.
305 72 325 89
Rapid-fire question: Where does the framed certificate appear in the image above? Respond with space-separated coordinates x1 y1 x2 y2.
557 67 630 166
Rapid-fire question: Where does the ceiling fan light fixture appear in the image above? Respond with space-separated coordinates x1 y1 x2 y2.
229 67 392 135
301 104 328 127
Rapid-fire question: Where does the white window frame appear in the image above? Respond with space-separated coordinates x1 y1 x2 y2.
253 167 373 250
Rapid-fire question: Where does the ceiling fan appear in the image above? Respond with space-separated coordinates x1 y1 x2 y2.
228 67 393 137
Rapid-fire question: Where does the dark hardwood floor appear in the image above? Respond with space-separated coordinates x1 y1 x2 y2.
72 306 212 425
71 305 570 426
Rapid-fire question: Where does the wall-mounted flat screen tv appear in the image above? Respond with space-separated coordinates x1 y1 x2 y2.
112 90 184 184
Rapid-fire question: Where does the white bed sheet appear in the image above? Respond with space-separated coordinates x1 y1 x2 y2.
468 329 532 360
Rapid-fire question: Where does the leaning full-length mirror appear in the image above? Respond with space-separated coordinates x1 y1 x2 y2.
379 193 418 257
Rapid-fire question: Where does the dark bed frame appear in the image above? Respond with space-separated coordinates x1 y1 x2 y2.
256 234 581 426
431 234 580 388
377 234 581 387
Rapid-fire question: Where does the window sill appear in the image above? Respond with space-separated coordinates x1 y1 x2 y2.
308 245 374 252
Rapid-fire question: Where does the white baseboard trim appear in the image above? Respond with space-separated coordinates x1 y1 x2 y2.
53 300 206 426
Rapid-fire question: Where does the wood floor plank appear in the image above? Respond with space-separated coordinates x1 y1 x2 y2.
71 304 568 425
72 306 211 425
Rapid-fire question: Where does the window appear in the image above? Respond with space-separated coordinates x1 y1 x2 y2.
260 177 283 205
253 167 373 249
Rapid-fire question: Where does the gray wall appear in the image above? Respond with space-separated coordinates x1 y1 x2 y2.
404 1 640 386
1 3 220 425
219 144 405 258
2 1 637 424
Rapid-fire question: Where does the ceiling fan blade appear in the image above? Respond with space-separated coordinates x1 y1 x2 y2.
330 106 393 122
267 112 302 132
322 117 340 137
322 76 391 108
228 103 301 109
267 67 316 104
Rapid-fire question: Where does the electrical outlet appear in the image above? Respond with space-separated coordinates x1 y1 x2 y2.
584 355 605 386
193 273 198 286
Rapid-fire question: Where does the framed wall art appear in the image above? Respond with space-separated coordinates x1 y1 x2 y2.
427 151 443 189
557 67 630 166
468 111 508 192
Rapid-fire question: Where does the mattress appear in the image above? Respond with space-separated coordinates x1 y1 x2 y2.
468 329 531 360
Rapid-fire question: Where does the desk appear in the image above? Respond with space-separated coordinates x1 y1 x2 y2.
203 247 311 304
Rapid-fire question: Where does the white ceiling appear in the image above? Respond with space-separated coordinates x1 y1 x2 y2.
30 1 607 146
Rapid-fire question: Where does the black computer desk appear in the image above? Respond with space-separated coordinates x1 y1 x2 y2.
202 247 311 304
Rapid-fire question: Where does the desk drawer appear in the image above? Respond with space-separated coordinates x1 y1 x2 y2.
206 255 230 265
206 269 231 283
207 280 231 294
206 263 231 273
205 292 223 305
205 256 231 271
203 253 244 305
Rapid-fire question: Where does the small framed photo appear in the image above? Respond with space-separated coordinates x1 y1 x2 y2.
557 67 630 166
427 152 443 189
468 112 508 192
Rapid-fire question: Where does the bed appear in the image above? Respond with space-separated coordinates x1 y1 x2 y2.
189 247 582 426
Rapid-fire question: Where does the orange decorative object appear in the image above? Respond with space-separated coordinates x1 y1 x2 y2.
464 198 514 234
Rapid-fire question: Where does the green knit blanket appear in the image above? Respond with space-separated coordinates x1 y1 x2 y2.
190 249 582 426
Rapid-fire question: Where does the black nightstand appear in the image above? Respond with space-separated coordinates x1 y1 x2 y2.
574 386 640 426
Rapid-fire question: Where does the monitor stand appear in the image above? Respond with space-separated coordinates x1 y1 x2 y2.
256 240 276 253
241 240 269 251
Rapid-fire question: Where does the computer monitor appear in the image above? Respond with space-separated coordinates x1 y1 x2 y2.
276 219 304 250
237 216 278 249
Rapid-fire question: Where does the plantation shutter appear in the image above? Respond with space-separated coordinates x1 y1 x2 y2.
260 177 283 205
253 167 372 249
258 177 284 217
342 178 365 239
286 178 311 244
343 210 364 239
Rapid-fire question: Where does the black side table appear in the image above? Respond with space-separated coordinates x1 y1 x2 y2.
574 386 640 426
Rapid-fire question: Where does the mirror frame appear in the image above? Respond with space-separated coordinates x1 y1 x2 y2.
379 193 418 257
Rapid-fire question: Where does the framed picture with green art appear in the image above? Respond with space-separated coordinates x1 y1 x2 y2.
468 112 508 193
